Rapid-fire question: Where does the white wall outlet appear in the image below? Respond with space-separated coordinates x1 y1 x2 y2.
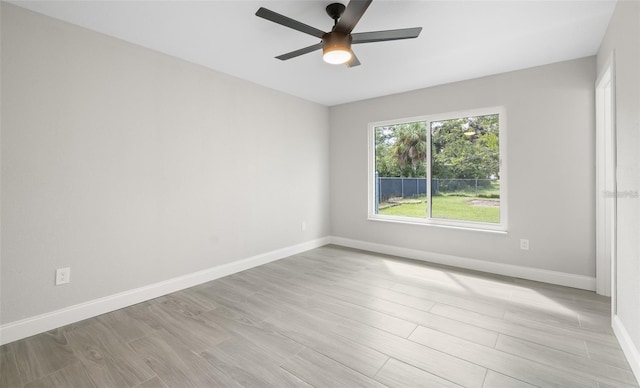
301 221 307 231
520 239 530 250
55 267 71 285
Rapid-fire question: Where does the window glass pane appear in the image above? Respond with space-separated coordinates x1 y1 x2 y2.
430 114 500 223
374 121 427 219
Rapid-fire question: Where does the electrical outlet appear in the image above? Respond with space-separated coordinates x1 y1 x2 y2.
55 267 71 285
520 239 530 250
301 221 307 231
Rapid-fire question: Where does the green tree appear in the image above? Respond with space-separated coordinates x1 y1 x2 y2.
431 115 499 180
393 122 427 177
375 126 402 177
374 115 498 180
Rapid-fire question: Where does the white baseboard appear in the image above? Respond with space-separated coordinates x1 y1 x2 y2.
0 237 330 345
0 235 598 346
329 236 596 291
613 315 640 384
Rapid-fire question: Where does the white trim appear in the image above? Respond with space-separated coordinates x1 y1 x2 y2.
595 52 616 298
329 236 595 291
367 216 508 235
0 237 329 345
612 315 640 384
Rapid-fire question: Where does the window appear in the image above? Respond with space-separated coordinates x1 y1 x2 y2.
368 107 506 231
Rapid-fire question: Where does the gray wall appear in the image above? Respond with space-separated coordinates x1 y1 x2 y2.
597 0 640 357
329 57 596 276
0 4 330 324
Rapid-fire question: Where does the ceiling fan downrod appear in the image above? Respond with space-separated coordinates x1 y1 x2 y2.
326 3 346 27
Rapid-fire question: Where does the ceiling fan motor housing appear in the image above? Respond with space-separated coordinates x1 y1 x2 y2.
323 31 352 52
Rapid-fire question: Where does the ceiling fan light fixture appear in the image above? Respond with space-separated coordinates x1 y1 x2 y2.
322 32 352 65
323 48 352 64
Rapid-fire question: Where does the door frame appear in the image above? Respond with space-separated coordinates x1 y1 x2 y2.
595 53 616 305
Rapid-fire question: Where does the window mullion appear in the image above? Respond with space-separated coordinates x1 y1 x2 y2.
426 120 432 220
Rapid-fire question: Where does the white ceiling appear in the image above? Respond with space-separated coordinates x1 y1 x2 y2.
10 0 616 106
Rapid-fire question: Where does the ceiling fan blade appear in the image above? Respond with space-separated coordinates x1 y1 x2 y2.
346 51 361 68
334 0 372 34
275 42 323 61
351 27 422 44
256 7 325 39
352 27 422 44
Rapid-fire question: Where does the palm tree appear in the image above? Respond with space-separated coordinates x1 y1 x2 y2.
393 122 427 177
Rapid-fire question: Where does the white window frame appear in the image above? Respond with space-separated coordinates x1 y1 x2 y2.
368 106 508 232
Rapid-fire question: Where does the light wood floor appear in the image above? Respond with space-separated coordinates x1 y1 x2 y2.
1 245 637 388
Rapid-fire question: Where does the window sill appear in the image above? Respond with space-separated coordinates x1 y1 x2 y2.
368 215 508 235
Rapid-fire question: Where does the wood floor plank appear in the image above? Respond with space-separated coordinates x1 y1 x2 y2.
238 265 292 286
482 371 536 388
570 298 611 315
512 278 611 304
311 266 397 289
114 301 163 331
586 340 633 370
286 302 487 388
377 266 514 301
0 346 23 387
580 310 615 331
279 252 326 269
365 264 589 331
256 283 318 310
286 273 378 306
215 273 267 296
503 310 619 347
291 261 359 277
374 358 463 388
133 376 169 388
366 297 499 347
391 282 506 318
129 329 242 387
598 382 639 388
11 329 79 385
238 268 317 298
431 303 590 356
359 256 516 298
262 285 418 338
23 362 96 388
495 334 638 386
200 337 311 388
153 287 220 317
281 347 388 388
65 320 154 387
409 325 598 388
193 281 277 322
314 296 418 338
508 286 611 316
253 261 302 281
197 280 252 304
262 308 390 378
305 274 438 313
504 304 581 328
97 307 159 343
318 250 389 267
146 301 230 352
202 306 305 365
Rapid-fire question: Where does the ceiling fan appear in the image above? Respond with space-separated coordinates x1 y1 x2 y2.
255 0 422 67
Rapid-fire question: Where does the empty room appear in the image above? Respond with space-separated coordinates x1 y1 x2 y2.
1 0 639 387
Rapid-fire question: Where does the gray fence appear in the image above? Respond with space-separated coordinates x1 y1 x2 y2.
376 177 427 201
375 176 495 202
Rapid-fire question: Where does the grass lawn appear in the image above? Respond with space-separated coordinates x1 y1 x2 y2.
379 195 500 223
